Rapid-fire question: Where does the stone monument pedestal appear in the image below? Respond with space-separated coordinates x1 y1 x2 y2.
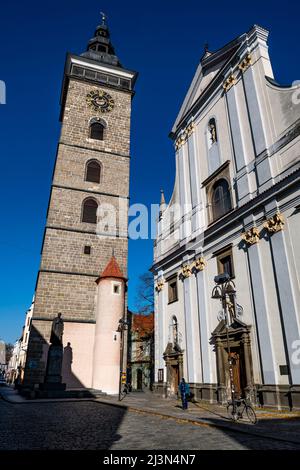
39 344 66 392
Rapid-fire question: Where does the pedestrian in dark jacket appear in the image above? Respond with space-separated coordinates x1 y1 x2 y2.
179 378 190 410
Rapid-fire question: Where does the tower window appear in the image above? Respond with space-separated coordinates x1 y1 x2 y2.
85 160 101 183
90 122 104 140
113 283 121 295
84 245 91 255
82 198 98 224
97 44 107 53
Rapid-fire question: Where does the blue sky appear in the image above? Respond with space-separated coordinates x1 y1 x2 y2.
0 0 299 343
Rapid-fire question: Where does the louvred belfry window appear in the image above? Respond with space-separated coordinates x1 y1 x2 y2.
86 160 101 183
90 122 104 140
82 198 98 224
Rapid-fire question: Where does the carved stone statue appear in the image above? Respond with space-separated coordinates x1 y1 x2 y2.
209 120 217 144
50 312 64 346
40 313 66 393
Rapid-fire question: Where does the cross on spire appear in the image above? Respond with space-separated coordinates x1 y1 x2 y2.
100 11 107 25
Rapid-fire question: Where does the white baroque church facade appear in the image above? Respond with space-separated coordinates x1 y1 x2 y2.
152 25 300 409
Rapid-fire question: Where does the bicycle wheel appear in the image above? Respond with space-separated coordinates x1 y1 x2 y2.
227 404 238 421
246 405 257 424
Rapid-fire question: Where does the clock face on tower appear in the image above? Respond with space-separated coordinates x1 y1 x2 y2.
86 90 115 113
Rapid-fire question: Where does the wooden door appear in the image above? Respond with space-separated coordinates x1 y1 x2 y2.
170 365 179 395
230 352 242 398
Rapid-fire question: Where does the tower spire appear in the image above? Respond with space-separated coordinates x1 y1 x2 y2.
81 14 122 67
159 189 166 219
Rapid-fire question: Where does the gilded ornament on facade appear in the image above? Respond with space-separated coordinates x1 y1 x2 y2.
223 74 236 92
180 263 192 278
241 227 260 245
174 122 195 150
193 256 206 271
238 53 252 73
264 211 285 233
155 278 165 292
86 90 115 113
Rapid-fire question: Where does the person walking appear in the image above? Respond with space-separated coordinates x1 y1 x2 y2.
179 378 190 410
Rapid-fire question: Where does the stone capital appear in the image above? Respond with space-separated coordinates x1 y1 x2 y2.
241 226 260 245
264 211 285 233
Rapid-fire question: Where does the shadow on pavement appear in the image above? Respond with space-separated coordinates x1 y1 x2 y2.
198 415 300 449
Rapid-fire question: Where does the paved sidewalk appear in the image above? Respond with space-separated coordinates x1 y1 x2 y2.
96 392 300 445
2 387 300 446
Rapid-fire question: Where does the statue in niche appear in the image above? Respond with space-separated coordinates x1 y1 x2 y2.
209 119 217 145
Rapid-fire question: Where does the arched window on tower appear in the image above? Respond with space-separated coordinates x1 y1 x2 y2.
90 121 105 140
82 198 98 224
85 160 101 183
211 179 232 221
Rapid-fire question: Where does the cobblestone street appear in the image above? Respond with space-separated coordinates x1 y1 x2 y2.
1 397 300 450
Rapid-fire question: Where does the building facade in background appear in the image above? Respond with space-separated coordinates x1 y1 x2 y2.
153 25 300 408
23 17 137 393
7 299 34 384
127 312 154 391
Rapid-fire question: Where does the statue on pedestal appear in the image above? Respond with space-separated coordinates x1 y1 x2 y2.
40 313 66 392
50 312 64 346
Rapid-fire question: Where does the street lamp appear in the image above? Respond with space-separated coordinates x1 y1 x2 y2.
211 272 237 404
117 318 129 401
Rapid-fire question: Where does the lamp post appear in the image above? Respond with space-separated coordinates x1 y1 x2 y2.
117 318 129 401
211 272 237 404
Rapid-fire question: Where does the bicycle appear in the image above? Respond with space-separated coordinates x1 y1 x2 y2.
119 383 130 401
227 397 257 424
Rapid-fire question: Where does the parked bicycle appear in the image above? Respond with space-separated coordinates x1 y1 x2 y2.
119 382 131 401
227 397 257 424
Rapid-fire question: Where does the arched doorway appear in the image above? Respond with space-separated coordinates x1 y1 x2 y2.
163 342 184 398
212 318 255 404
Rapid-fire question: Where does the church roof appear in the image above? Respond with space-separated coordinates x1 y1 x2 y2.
96 256 126 283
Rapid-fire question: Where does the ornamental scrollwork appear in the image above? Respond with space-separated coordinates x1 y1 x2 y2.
238 53 252 73
155 278 165 292
193 256 206 272
180 263 192 279
223 74 236 92
241 227 260 245
174 122 195 150
264 211 285 233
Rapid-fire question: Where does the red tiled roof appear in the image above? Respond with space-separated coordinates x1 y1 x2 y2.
132 313 154 335
96 256 126 284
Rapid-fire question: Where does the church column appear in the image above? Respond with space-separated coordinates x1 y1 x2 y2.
155 272 167 384
177 138 192 240
242 331 255 401
215 337 226 403
266 214 300 384
181 262 201 384
186 125 204 233
225 85 251 205
242 61 273 191
246 241 276 384
195 263 212 384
